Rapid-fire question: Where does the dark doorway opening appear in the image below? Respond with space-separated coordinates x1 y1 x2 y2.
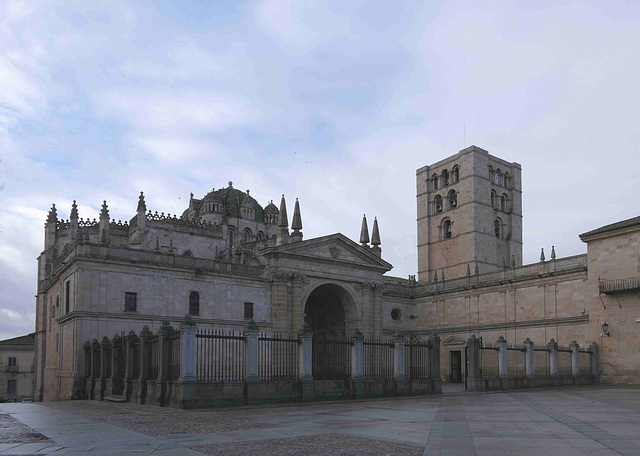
450 350 462 383
304 284 351 339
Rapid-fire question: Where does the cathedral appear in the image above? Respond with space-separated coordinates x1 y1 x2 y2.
35 145 640 400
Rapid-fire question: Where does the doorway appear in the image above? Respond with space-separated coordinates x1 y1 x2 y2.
450 350 462 383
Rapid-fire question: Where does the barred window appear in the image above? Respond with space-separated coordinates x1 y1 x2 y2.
7 380 16 395
189 291 200 315
244 302 254 319
124 292 137 312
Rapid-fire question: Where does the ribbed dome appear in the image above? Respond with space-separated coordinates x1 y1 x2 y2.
198 182 265 222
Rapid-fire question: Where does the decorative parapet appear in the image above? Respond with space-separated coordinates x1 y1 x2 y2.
146 211 222 232
599 276 640 294
384 254 588 298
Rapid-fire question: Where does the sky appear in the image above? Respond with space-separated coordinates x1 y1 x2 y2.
1 0 639 340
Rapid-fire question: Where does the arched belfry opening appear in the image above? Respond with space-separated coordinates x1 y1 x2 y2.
303 284 357 339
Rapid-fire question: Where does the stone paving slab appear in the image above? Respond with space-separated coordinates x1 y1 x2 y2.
1 387 640 455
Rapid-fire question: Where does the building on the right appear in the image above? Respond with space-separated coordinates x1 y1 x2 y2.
404 145 639 385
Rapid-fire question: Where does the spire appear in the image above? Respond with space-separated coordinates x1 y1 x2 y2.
540 248 545 262
371 217 381 246
100 200 109 219
291 198 302 231
47 204 57 223
70 200 78 219
137 192 146 213
277 195 288 228
466 264 471 276
359 214 370 246
290 198 303 243
551 245 556 259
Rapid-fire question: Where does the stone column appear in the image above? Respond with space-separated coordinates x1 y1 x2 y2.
172 316 197 408
427 333 442 394
466 335 481 391
298 324 313 401
123 330 138 402
548 338 558 376
569 341 580 378
523 338 534 378
496 336 508 379
99 336 110 400
589 342 599 382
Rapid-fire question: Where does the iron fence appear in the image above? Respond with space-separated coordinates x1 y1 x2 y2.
557 349 572 375
147 336 159 380
258 333 299 381
312 338 352 380
168 335 181 381
363 338 394 380
579 350 591 376
131 342 140 379
92 349 100 377
405 342 430 379
480 346 499 378
196 329 245 382
533 348 550 377
105 345 112 378
507 347 525 377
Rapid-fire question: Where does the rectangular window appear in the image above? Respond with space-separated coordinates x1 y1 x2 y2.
7 380 16 395
124 292 137 312
7 357 16 373
65 280 70 314
243 302 254 319
189 291 200 315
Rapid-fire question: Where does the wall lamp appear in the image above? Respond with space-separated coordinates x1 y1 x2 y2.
602 321 611 337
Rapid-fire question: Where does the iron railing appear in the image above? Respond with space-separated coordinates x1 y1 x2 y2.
480 346 499 378
147 337 159 380
131 342 140 379
168 335 181 381
363 338 394 380
312 338 352 380
533 348 550 377
258 333 299 381
506 347 525 377
405 342 430 379
599 276 640 294
579 350 591 376
196 329 245 382
557 349 572 375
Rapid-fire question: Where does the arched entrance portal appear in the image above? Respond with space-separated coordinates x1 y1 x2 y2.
304 284 357 339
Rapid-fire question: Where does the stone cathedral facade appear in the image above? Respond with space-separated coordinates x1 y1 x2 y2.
35 146 640 400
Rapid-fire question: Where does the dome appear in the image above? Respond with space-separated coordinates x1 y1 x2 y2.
198 182 265 222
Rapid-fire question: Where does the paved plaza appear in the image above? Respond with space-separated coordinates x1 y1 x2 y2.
0 386 639 455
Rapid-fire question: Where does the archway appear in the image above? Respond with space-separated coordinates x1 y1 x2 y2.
303 283 357 339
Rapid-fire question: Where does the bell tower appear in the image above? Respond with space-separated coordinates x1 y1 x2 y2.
416 145 523 282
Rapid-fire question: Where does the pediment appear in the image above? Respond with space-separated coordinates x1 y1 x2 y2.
261 233 392 272
443 336 466 346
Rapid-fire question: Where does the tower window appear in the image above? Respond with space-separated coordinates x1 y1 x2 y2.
434 195 443 214
447 190 457 210
228 230 235 249
494 219 502 238
431 174 438 191
391 308 402 321
443 219 452 239
452 165 459 183
495 168 502 186
504 172 510 188
501 195 507 212
243 229 252 244
189 291 200 315
491 190 497 210
441 170 449 186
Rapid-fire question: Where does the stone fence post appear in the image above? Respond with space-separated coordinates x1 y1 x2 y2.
245 322 260 383
351 330 364 381
156 321 172 406
548 338 558 376
108 333 121 397
298 324 313 401
569 341 580 378
124 330 138 401
523 338 534 378
496 336 508 378
90 339 100 400
466 335 481 391
589 342 599 381
427 333 442 393
180 316 197 382
99 336 110 400
136 325 151 404
394 334 405 381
